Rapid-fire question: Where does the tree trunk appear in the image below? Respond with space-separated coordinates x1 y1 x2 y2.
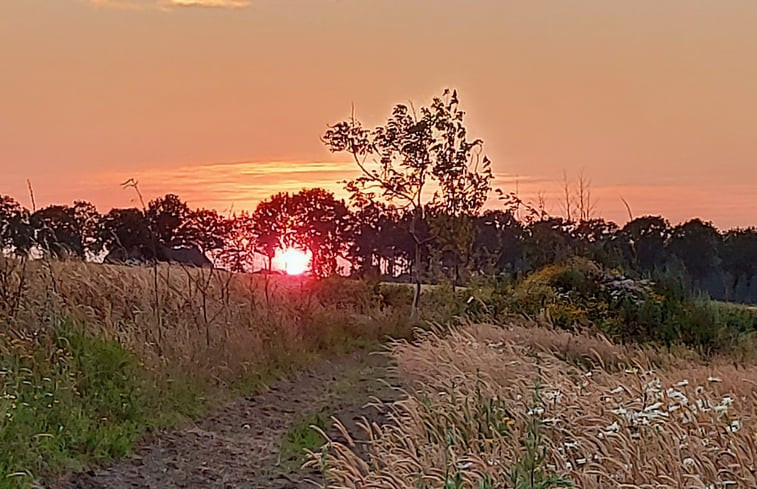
410 209 422 320
412 238 421 320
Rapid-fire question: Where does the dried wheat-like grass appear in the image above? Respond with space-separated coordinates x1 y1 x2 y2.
0 257 401 381
315 323 757 488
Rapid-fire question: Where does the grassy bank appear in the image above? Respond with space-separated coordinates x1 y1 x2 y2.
0 257 417 488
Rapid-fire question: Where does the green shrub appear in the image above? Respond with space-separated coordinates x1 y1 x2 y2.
479 257 757 354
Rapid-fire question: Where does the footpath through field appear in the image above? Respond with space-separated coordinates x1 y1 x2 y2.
57 350 398 489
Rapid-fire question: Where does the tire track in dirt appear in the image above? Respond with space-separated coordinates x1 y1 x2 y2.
57 349 399 489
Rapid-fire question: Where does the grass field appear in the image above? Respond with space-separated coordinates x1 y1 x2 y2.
2 255 756 487
0 257 416 487
316 321 757 487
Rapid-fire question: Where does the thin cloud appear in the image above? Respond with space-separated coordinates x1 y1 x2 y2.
86 0 250 10
167 0 250 7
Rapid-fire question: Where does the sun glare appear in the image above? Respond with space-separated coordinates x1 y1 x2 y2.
274 247 311 275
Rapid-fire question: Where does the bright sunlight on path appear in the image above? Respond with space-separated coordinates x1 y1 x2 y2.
57 351 398 489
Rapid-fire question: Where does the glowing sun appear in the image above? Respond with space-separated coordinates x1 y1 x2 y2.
274 247 311 275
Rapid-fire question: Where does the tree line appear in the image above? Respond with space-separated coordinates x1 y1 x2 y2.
1 189 755 300
1 88 754 304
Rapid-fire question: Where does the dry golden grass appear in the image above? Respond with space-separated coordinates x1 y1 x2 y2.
0 256 410 382
314 322 757 488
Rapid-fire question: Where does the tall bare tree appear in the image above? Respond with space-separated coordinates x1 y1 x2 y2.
323 89 493 316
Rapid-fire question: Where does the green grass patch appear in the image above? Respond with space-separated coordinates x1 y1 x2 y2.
0 323 214 489
279 411 329 469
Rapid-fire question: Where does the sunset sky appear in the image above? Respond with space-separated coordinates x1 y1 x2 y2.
1 0 755 228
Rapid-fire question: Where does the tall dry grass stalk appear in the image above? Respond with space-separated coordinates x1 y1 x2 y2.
313 322 757 488
0 256 409 382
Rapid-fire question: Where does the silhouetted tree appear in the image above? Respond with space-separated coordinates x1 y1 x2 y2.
621 216 672 274
471 210 524 274
146 194 192 246
429 211 476 287
721 228 757 301
0 195 32 255
251 192 292 271
323 89 493 315
668 219 722 290
183 208 229 254
571 218 622 267
99 208 152 256
523 217 574 270
289 188 351 277
344 186 384 276
217 212 255 272
72 201 103 256
30 205 84 258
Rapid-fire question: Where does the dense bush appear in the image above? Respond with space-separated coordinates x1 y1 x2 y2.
471 257 757 353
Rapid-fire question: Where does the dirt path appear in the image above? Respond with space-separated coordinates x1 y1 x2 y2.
57 350 399 489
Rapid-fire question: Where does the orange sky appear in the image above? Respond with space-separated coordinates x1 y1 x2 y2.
1 0 756 229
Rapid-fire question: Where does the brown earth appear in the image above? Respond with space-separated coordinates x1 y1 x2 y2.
56 350 399 489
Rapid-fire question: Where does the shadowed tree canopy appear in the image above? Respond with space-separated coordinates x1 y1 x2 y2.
99 208 152 255
183 208 229 254
218 212 256 272
250 188 350 277
0 195 32 255
669 219 722 287
471 210 524 274
621 216 672 274
30 205 84 259
721 228 757 301
146 194 192 247
251 192 293 270
288 188 351 277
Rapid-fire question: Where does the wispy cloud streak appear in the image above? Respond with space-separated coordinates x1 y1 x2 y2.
87 0 250 10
